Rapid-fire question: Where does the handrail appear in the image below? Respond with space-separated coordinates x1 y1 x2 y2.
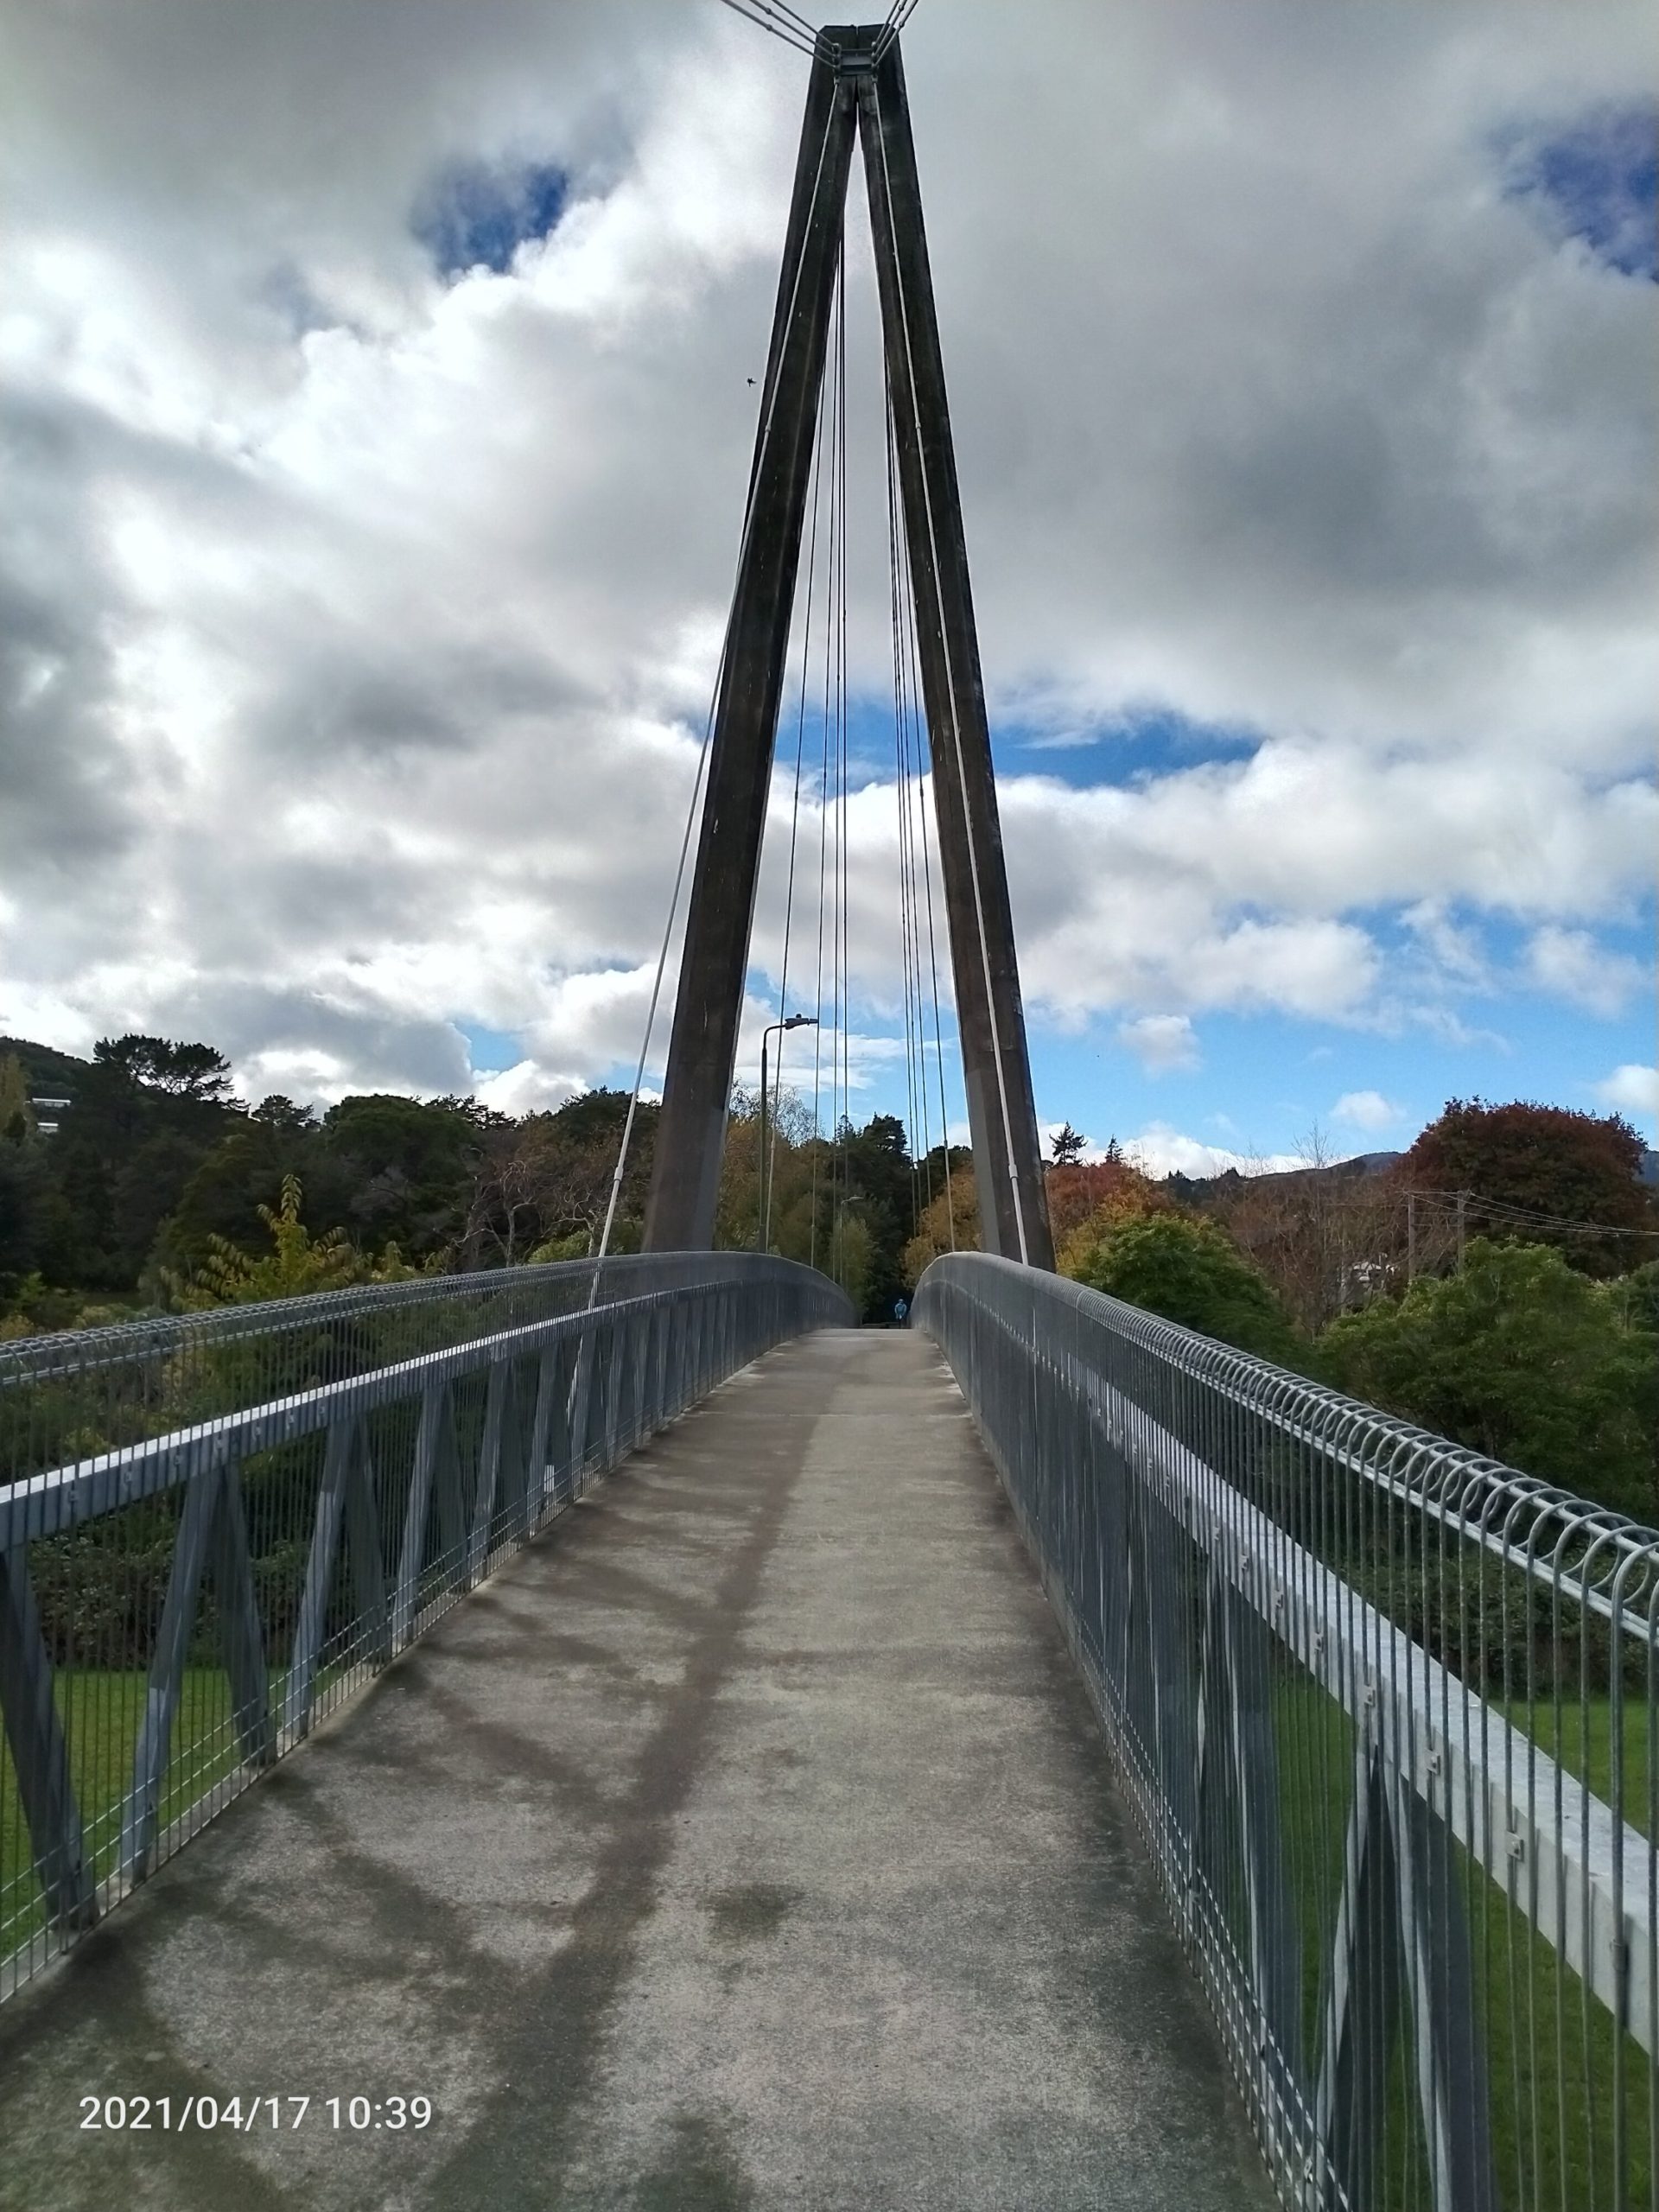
1 1255 851 2001
914 1250 1659 2211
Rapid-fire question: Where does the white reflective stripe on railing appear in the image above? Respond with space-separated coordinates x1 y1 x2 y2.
1088 1365 1652 2050
0 1286 687 1547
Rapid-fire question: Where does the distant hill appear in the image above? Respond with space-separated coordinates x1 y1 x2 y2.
1 1034 98 1096
1168 1143 1658 1201
1162 1148 1402 1207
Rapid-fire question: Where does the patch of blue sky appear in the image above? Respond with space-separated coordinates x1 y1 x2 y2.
1028 1014 1352 1165
993 703 1262 791
1502 102 1657 282
459 1024 524 1077
414 159 571 282
781 690 1260 800
727 885 1657 1164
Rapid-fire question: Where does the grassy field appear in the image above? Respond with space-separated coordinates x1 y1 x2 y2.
2 1667 267 1966
1265 1675 1652 2209
1509 1691 1656 1838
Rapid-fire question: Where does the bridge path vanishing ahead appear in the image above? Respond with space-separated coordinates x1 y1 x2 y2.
0 1327 1271 2212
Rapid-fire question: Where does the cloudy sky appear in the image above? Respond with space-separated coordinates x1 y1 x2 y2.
2 2 1654 1177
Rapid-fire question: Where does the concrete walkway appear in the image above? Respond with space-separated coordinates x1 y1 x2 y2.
0 1329 1271 2212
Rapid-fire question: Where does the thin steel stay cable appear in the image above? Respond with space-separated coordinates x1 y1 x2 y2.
765 325 831 1248
893 473 957 1249
758 0 825 41
809 245 845 1274
835 223 853 1281
886 385 931 1235
716 0 818 61
874 0 925 63
869 93 1028 1263
592 86 842 1282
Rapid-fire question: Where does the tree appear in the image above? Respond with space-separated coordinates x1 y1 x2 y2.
838 1114 915 1319
94 1035 237 1102
251 1094 318 1133
1216 1143 1402 1335
1622 1260 1659 1338
902 1169 980 1288
0 1054 35 1147
1321 1238 1659 1521
166 1175 418 1306
1047 1157 1165 1256
463 1090 658 1265
0 1143 48 1301
1400 1099 1656 1277
1049 1122 1087 1166
321 1093 480 1259
1064 1211 1300 1363
147 1116 356 1285
826 1212 875 1316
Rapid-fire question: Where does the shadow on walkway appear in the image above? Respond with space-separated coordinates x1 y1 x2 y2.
0 1329 1271 2212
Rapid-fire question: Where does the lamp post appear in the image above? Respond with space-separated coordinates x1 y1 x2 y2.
759 1014 817 1251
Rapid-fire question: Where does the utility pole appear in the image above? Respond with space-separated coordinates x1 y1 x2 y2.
759 1014 816 1250
643 25 1053 1270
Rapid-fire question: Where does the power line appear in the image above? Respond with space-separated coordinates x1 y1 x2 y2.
1276 1177 1659 1244
1407 1188 1659 1243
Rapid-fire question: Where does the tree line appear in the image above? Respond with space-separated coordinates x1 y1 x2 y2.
1032 1098 1659 1527
0 1033 960 1331
4 1039 1656 1522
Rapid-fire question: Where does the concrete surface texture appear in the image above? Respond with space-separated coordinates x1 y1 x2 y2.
0 1328 1273 2212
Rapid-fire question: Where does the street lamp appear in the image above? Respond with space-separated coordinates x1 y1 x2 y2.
758 1014 817 1251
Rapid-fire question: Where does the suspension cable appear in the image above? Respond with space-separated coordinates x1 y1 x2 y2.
874 0 925 63
888 388 957 1253
808 242 845 1277
716 0 820 62
868 100 1029 1264
885 389 927 1238
764 333 830 1249
592 84 842 1287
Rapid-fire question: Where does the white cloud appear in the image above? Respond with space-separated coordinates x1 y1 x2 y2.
1116 1014 1201 1073
1527 925 1646 1018
475 1059 586 1118
1122 1124 1306 1179
1332 1089 1406 1132
0 2 1652 1115
1593 1063 1659 1120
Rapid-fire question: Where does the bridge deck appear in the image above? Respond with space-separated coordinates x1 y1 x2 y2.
0 1329 1269 2212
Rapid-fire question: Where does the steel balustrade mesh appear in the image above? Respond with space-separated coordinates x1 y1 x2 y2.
913 1252 1658 2212
0 1253 851 1997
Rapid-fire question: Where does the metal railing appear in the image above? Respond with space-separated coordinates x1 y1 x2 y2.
913 1252 1658 2212
0 1252 851 1997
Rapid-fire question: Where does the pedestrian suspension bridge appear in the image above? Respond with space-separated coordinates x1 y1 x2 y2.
1 18 1654 2210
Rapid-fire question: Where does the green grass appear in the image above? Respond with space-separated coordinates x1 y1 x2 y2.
1266 1676 1652 2209
1506 1691 1656 1840
3 1667 268 1964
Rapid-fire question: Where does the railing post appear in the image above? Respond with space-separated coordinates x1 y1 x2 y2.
467 1361 512 1585
394 1382 445 1649
119 1447 231 1880
209 1462 274 1769
0 1545 96 1930
284 1414 359 1740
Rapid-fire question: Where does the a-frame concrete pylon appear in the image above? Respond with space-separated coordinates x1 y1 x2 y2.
644 26 1053 1271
